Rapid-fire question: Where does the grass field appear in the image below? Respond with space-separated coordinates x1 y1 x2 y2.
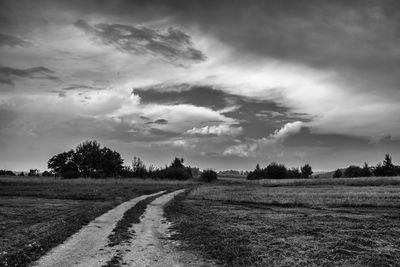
165 177 400 266
0 176 195 267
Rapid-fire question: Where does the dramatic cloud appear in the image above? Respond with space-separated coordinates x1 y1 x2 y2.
74 20 206 66
1 0 400 171
0 66 59 85
223 121 304 157
0 33 31 47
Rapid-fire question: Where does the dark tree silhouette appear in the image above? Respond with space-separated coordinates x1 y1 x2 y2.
200 169 218 182
73 140 101 177
300 164 313 178
48 149 77 178
48 140 123 178
333 169 342 178
266 162 287 179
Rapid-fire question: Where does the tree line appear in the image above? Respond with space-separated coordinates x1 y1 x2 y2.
333 154 400 178
46 140 202 180
247 162 313 180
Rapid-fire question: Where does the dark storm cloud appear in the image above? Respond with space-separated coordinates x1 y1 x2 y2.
122 0 400 69
62 84 104 91
284 127 371 150
74 19 206 66
145 119 168 125
0 33 31 47
0 66 59 85
154 119 168 124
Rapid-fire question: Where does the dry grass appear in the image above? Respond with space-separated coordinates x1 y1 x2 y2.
219 176 400 187
0 176 199 185
166 183 400 266
190 184 400 207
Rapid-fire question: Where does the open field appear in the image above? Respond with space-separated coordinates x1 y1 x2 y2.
0 176 195 267
219 175 400 187
166 178 400 266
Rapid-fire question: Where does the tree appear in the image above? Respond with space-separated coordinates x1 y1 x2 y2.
200 169 218 182
170 157 185 169
48 149 78 177
374 154 397 176
132 156 147 177
28 169 39 176
333 169 342 178
343 165 363 177
266 162 287 179
247 163 266 180
361 162 372 177
99 147 124 177
383 154 394 169
286 167 301 179
300 164 313 178
42 170 53 177
165 157 192 180
73 140 101 177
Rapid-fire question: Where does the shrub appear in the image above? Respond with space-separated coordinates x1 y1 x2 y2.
165 167 191 180
200 169 218 182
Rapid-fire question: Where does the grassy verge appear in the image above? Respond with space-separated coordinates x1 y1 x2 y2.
107 192 168 247
0 177 192 267
165 184 400 266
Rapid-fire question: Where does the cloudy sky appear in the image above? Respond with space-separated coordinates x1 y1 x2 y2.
1 0 400 171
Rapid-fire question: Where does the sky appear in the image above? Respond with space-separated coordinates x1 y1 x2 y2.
1 0 400 172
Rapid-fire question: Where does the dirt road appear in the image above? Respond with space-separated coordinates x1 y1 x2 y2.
32 189 215 267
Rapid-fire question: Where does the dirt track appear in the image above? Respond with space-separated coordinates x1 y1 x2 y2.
32 189 215 267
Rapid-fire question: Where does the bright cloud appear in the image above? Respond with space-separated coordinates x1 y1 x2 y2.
186 124 242 137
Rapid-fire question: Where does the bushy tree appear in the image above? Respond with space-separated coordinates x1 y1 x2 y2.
361 162 372 177
200 169 218 182
48 140 123 178
343 165 363 177
247 163 267 180
99 147 123 177
286 167 301 179
333 169 342 178
266 162 287 179
0 170 15 176
165 157 192 180
300 164 313 178
48 149 78 178
73 140 101 177
373 154 397 176
28 169 40 176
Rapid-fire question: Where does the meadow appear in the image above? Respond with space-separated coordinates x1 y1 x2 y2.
0 176 196 267
166 176 400 266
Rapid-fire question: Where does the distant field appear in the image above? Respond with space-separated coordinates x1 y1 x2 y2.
0 176 195 267
166 179 400 266
220 175 400 187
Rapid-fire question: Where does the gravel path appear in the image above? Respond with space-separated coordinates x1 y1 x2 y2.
32 189 216 267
